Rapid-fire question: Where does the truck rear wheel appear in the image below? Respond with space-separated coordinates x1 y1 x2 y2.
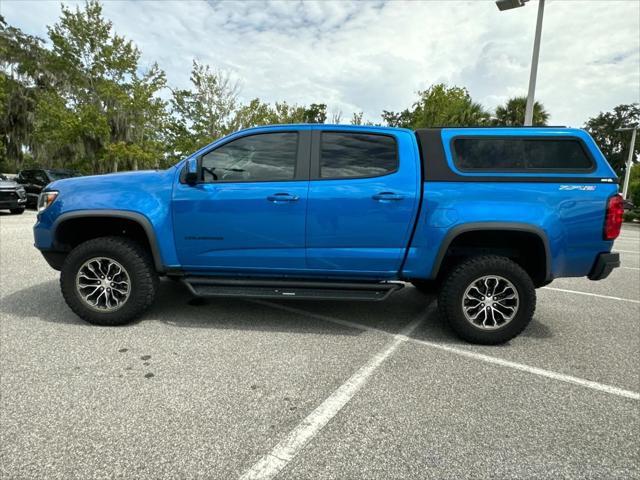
60 236 158 326
438 255 536 345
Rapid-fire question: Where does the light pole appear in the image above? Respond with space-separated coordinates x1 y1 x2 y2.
616 126 638 200
496 0 546 126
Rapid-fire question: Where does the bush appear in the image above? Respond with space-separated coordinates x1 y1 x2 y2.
628 164 640 207
623 209 640 223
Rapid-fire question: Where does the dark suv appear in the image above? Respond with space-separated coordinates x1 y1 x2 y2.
0 173 28 214
17 169 79 207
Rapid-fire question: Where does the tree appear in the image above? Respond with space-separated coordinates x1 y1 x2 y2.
628 163 640 208
381 108 413 128
329 110 342 124
0 15 51 171
122 64 168 170
382 84 490 128
231 99 328 133
167 61 240 159
44 0 143 172
302 103 327 123
493 96 549 126
350 112 364 125
584 104 639 175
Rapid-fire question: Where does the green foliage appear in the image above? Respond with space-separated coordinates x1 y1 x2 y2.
169 61 239 156
166 61 328 161
628 163 640 208
493 96 549 126
584 104 639 175
382 84 490 128
623 208 640 223
1 1 636 180
350 112 364 125
0 15 50 172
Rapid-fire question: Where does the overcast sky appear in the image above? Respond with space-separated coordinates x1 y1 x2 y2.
2 0 639 126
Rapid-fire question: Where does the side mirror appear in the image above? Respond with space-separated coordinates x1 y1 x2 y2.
185 158 199 185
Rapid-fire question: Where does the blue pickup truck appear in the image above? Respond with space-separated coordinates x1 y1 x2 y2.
33 125 623 344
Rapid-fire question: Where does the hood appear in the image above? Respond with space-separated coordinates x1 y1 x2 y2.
0 180 21 189
41 168 176 217
47 170 164 192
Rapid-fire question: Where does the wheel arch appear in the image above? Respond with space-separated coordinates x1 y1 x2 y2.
430 222 552 285
51 210 165 273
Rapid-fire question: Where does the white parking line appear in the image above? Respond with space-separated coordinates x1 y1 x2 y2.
542 287 640 304
621 266 640 271
239 314 424 480
256 302 640 402
615 249 640 254
409 337 640 401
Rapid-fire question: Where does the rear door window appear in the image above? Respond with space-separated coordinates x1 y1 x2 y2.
320 132 398 179
452 137 593 172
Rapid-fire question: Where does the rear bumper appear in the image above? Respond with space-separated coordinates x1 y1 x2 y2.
588 252 620 281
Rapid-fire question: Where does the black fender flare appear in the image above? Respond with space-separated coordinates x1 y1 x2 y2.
429 222 552 281
51 210 165 273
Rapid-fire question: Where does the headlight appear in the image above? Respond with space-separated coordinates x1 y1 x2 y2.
38 191 59 212
17 186 26 198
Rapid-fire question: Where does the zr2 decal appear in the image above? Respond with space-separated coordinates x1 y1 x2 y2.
559 185 596 191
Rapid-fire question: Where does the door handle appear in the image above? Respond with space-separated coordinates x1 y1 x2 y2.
372 192 404 202
267 193 299 203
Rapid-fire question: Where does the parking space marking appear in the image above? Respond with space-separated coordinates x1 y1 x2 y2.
409 337 640 401
615 249 640 254
239 314 425 480
257 302 639 402
621 266 640 271
542 287 640 303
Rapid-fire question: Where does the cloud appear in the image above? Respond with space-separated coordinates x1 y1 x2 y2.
2 0 638 126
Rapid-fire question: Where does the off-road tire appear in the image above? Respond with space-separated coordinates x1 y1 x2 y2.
60 236 158 326
438 255 536 345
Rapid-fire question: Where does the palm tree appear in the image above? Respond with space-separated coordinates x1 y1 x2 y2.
452 101 491 126
493 96 549 126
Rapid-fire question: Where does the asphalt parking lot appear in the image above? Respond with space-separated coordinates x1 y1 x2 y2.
1 210 638 479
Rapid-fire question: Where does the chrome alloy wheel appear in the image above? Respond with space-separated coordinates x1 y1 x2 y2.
462 275 519 330
75 257 131 312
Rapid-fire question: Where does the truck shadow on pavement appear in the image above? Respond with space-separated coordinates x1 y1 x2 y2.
0 279 552 342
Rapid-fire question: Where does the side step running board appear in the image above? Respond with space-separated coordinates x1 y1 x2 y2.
182 277 404 301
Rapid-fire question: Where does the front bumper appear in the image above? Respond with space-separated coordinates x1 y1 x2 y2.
0 197 27 209
588 252 620 281
40 250 67 271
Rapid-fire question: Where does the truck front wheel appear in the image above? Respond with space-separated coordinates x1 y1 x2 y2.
438 255 536 345
60 236 158 326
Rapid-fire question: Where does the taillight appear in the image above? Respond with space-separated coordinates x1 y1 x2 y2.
604 194 624 240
